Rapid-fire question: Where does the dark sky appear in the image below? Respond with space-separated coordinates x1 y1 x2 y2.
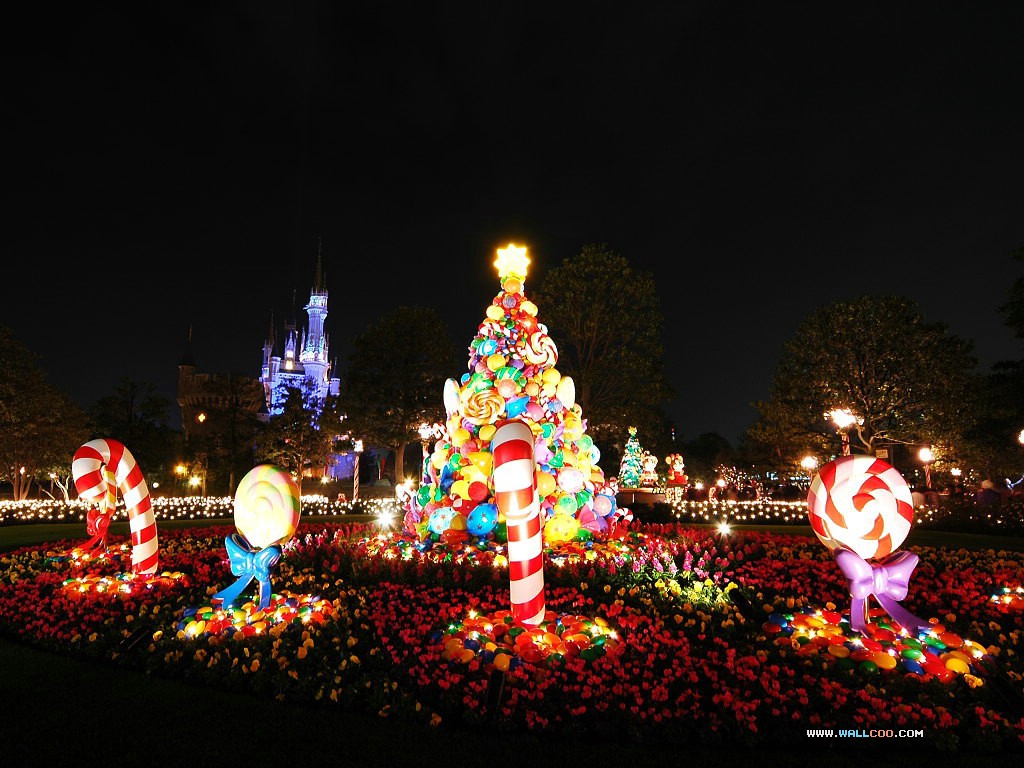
5 2 1023 445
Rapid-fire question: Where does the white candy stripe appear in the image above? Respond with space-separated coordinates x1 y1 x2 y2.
507 531 543 561
493 459 535 498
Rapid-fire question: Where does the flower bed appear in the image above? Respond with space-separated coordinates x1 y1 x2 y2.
1 521 1023 752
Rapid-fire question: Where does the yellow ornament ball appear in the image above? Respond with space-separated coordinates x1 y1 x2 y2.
520 300 537 316
542 368 561 385
544 515 579 545
536 471 557 498
563 419 584 441
487 354 506 372
450 428 471 447
556 376 575 409
450 480 470 500
524 381 541 397
461 465 487 486
468 451 493 475
486 305 504 321
478 424 496 443
502 277 523 295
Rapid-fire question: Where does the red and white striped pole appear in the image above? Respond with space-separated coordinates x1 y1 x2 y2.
491 419 545 626
72 438 158 575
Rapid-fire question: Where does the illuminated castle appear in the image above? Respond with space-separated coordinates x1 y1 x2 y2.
259 250 341 415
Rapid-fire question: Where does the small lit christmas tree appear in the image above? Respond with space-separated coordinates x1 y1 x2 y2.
618 426 644 488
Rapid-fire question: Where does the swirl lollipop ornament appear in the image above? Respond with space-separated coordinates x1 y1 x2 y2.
807 455 929 634
213 464 301 611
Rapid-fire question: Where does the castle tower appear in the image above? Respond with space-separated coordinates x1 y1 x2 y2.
299 244 329 386
259 246 341 416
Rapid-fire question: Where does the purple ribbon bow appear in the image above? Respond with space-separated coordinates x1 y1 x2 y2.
834 548 930 634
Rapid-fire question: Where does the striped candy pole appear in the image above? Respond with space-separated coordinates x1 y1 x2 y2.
103 466 117 515
491 419 545 626
72 438 159 575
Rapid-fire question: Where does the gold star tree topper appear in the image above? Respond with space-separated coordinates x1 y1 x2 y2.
494 243 530 280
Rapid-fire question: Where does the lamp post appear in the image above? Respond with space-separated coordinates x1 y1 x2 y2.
828 408 859 456
918 446 935 490
352 440 364 501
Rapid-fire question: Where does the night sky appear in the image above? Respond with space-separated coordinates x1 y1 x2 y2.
5 2 1023 445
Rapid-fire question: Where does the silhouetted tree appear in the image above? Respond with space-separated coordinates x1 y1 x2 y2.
534 243 674 454
748 296 977 471
338 306 458 483
0 326 90 499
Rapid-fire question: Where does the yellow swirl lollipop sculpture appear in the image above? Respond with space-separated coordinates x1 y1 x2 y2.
213 464 301 611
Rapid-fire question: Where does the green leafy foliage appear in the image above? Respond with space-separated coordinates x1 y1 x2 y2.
254 382 342 495
534 244 674 458
338 306 459 483
747 295 978 471
0 326 90 499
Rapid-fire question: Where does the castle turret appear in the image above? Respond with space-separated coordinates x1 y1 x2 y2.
300 245 330 385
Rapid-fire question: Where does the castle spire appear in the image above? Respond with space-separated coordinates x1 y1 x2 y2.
313 237 326 295
179 323 195 367
265 311 276 350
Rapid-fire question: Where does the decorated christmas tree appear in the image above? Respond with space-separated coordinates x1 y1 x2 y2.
402 243 627 547
618 426 644 488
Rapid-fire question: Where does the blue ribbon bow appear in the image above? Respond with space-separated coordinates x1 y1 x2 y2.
212 533 281 611
834 548 930 634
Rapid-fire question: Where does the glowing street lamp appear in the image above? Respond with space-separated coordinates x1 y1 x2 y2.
800 455 818 478
418 422 433 460
918 446 935 489
828 408 860 456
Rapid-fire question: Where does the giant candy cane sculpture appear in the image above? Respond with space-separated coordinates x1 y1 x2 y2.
72 438 159 575
491 419 546 626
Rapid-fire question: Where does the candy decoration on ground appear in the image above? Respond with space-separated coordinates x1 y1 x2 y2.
492 418 546 626
177 591 332 639
833 548 929 633
808 455 927 634
232 463 301 549
72 438 158 575
213 534 283 611
213 464 300 611
807 454 913 560
761 605 990 683
437 609 620 669
990 586 1024 613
